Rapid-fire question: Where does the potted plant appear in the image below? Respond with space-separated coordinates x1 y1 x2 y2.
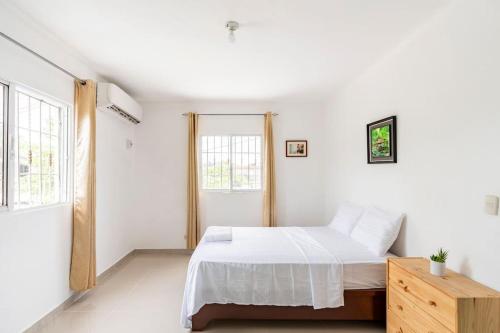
430 248 448 276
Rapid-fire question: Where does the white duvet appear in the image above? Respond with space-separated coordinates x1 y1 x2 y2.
180 227 344 329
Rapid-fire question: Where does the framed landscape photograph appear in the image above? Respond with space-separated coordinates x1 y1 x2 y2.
286 140 307 157
367 116 397 164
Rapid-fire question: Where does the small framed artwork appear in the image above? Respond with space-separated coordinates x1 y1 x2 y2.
367 116 397 164
286 140 308 157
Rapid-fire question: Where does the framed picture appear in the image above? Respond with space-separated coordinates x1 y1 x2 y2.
286 140 308 157
367 116 397 164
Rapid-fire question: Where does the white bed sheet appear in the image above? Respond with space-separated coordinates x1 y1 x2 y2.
180 226 392 328
304 227 394 290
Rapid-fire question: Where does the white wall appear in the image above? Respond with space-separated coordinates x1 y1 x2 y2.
132 101 327 249
95 111 136 274
0 2 136 332
324 0 500 289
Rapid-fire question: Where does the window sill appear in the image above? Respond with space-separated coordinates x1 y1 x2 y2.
200 190 262 194
0 202 72 215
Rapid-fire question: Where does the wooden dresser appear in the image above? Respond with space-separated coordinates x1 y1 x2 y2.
387 257 500 333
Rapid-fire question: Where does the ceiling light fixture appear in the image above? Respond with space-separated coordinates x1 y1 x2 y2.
226 21 239 43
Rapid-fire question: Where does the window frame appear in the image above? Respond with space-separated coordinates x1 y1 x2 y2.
0 79 74 213
199 134 263 193
0 80 9 209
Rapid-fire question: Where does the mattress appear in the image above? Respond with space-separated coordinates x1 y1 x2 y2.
304 227 393 290
181 226 393 328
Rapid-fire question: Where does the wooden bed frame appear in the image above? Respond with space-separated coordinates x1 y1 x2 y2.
191 288 386 331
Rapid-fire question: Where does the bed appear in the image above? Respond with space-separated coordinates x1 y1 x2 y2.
181 226 393 330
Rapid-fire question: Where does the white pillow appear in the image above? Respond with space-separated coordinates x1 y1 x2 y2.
328 203 364 236
350 207 403 256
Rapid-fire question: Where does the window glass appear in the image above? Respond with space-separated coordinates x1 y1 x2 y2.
201 135 261 191
14 89 69 209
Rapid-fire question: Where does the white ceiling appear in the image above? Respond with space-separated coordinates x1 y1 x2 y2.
6 0 448 101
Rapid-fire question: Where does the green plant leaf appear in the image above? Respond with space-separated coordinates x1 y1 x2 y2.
430 248 449 263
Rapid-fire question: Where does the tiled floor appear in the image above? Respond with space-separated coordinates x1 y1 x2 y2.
33 253 385 332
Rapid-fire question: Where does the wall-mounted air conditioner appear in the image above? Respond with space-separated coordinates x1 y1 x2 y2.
97 83 143 124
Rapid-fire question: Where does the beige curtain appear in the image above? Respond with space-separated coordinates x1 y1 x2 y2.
70 80 97 291
187 113 200 249
263 112 277 227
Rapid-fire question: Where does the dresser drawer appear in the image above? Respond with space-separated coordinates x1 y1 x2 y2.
389 262 456 331
387 309 415 333
388 286 452 333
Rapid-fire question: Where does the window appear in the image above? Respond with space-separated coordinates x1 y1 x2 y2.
14 88 70 209
200 135 262 191
0 83 7 207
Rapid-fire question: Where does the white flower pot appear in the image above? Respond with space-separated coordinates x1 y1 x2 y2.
430 260 446 276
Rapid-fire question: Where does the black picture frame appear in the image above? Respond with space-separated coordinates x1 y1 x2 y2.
366 116 397 164
286 140 308 157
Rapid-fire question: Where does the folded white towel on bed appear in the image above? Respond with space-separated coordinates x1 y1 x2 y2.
204 226 232 242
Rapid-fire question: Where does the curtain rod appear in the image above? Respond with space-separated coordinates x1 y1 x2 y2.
181 113 279 116
0 31 86 85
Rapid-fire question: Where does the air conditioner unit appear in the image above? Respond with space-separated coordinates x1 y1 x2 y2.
97 83 143 124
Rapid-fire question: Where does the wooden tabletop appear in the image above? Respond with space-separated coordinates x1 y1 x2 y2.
389 257 500 299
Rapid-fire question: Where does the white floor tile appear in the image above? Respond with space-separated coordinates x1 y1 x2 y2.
34 253 385 333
